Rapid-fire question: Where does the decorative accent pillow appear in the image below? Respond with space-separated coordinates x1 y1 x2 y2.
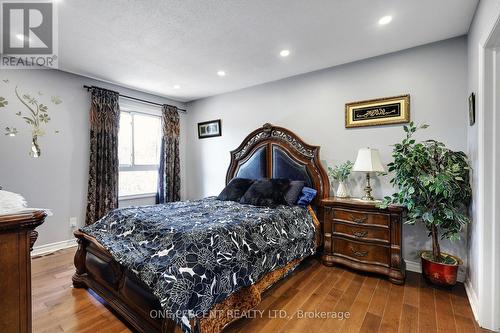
0 189 28 214
284 180 305 206
296 187 317 206
239 178 291 207
217 178 255 202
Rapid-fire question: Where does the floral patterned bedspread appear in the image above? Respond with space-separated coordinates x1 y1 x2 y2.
80 197 316 333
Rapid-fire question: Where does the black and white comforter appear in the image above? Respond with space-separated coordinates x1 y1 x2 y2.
81 197 316 333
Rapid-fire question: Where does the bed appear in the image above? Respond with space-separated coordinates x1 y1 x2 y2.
72 123 330 333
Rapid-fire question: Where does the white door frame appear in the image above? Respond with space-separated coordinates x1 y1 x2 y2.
476 19 500 331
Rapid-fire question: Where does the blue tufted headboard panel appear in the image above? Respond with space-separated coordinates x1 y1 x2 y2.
234 145 267 180
271 146 313 187
234 145 313 187
227 123 329 205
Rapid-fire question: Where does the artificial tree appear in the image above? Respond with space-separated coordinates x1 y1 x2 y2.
379 123 472 263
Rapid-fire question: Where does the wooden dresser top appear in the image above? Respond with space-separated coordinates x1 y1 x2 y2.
321 197 405 212
0 210 47 232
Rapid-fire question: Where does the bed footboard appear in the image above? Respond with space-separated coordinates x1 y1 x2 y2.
72 230 181 333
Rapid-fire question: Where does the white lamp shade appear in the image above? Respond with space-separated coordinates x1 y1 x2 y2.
352 148 386 173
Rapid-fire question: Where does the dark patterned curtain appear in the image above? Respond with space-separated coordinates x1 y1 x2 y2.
85 88 120 225
156 105 181 203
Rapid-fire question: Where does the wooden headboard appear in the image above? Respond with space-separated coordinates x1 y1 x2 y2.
226 123 330 205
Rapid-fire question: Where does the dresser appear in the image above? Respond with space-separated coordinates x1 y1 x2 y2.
320 197 405 284
0 211 46 333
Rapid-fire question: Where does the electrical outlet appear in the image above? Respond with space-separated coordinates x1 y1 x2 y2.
69 217 77 228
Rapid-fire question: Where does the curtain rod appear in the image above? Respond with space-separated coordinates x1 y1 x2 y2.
83 85 187 113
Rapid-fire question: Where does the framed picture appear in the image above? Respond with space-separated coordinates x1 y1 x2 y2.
345 94 410 128
198 119 222 139
469 92 475 126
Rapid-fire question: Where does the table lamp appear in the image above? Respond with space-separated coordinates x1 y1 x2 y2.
352 148 385 201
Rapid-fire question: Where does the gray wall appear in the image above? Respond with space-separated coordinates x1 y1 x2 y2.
186 37 469 267
0 69 187 247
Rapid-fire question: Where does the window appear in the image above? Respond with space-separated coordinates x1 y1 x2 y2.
118 111 162 198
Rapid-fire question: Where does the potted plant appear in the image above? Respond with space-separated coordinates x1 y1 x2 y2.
379 122 472 287
328 161 354 198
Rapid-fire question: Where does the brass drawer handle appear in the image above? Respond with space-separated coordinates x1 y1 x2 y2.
350 246 368 257
350 214 368 224
352 231 368 238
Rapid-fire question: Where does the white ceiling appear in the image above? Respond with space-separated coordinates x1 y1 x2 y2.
58 0 478 102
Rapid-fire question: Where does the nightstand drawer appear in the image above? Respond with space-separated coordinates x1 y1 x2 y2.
333 238 390 267
332 208 390 227
321 197 405 284
333 223 389 243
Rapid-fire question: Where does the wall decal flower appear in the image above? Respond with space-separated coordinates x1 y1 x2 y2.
0 97 8 108
12 86 63 158
51 96 62 105
1 78 62 157
17 88 47 156
5 127 18 136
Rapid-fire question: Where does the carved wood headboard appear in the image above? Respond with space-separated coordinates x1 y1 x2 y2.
226 123 330 205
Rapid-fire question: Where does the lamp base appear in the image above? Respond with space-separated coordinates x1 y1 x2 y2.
361 173 375 201
360 194 375 201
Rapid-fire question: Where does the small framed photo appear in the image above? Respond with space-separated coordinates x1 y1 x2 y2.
345 94 410 128
198 119 222 139
469 92 475 126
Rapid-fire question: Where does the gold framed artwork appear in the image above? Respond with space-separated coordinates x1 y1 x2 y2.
345 94 410 128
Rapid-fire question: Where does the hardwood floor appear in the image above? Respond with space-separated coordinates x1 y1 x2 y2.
32 247 489 333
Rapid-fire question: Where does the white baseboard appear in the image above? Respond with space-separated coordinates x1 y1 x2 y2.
405 259 465 283
31 239 77 257
464 278 480 323
405 260 422 274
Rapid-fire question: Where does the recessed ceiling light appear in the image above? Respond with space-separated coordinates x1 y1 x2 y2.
217 70 226 77
378 15 392 25
173 84 180 89
280 49 290 57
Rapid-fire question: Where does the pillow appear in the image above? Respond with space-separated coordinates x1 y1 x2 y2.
296 187 317 206
284 180 305 206
0 189 28 214
217 178 255 202
239 178 290 207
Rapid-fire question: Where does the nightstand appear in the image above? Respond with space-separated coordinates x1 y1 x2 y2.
320 197 406 284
